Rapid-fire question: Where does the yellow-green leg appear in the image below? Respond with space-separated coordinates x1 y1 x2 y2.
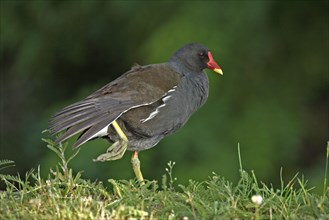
131 151 144 182
93 120 128 162
111 120 128 142
94 120 144 183
93 139 128 161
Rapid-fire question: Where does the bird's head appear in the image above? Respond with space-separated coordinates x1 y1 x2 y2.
170 43 223 75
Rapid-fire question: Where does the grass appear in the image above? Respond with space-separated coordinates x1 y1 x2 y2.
0 140 328 219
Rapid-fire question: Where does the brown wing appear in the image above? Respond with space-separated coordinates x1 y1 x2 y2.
48 63 181 148
87 63 181 102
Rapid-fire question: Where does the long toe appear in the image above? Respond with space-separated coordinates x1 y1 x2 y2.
93 140 128 162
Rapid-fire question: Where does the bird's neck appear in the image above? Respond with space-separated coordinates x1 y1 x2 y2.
168 60 202 76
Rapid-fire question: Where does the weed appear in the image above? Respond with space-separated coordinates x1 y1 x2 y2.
0 140 328 219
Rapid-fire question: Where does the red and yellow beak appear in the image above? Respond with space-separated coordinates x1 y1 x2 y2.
207 51 223 75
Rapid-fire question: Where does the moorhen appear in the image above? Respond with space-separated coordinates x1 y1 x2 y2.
48 43 223 181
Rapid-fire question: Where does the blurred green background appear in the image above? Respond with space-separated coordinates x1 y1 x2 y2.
1 1 328 192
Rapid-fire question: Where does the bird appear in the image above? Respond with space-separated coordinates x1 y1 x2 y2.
48 43 223 182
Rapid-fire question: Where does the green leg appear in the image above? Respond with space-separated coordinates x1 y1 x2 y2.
131 151 144 183
94 120 144 183
93 120 128 162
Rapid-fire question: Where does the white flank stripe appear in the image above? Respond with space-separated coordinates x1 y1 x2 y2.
162 95 171 102
140 103 166 123
167 86 177 93
76 85 178 146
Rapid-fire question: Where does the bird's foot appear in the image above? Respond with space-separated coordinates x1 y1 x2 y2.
93 140 128 162
131 151 144 183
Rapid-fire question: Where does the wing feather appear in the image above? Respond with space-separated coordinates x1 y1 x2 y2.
53 113 110 146
48 63 182 148
72 118 116 148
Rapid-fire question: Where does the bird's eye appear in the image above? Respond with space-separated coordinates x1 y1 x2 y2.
198 52 207 60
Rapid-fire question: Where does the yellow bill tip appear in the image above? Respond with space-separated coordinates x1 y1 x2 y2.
213 68 223 75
